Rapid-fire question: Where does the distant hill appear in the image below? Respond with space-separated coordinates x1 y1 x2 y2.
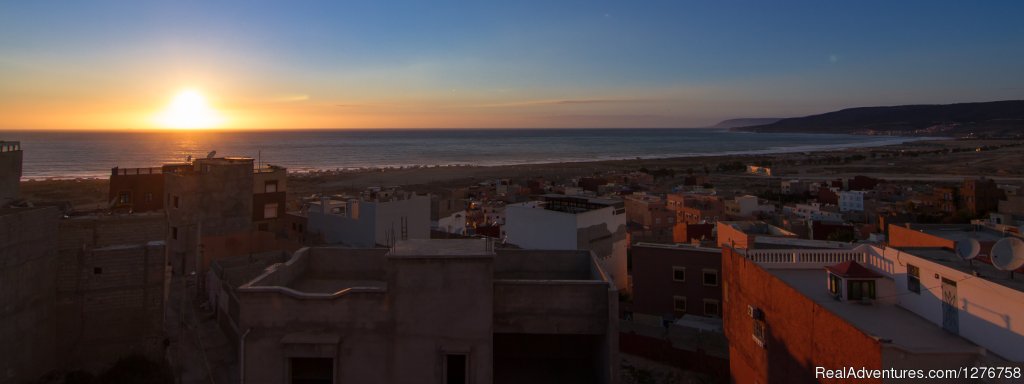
734 100 1024 137
710 118 783 129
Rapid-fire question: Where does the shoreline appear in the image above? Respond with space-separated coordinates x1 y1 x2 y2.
18 135 943 181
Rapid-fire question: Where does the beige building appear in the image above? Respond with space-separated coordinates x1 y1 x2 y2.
220 239 618 384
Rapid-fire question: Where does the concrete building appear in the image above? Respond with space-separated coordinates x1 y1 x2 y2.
165 157 255 275
961 177 1006 216
504 194 628 290
0 141 23 205
667 193 724 225
726 195 774 218
746 165 772 177
0 205 61 383
783 202 843 223
630 243 722 322
229 239 618 384
717 221 851 250
724 246 1001 383
252 164 288 232
307 188 431 247
838 190 867 212
109 166 165 212
55 213 168 371
780 179 808 196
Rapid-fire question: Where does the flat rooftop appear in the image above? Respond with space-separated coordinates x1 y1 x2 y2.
918 225 1007 242
390 239 495 257
770 268 983 354
896 247 1024 294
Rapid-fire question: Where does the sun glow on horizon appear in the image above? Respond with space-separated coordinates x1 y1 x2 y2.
152 89 225 129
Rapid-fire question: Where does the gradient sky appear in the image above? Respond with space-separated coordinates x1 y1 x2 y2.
2 0 1023 130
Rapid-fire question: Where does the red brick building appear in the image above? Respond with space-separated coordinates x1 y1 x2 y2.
723 247 986 384
630 243 722 321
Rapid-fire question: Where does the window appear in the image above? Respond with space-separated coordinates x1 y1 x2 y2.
445 354 468 384
144 193 153 202
907 264 921 294
828 273 842 296
673 296 687 312
672 266 686 282
289 357 332 384
118 191 131 204
847 280 876 301
93 267 102 275
171 227 178 240
704 299 720 317
702 269 719 286
172 195 180 208
753 319 767 348
265 180 278 193
264 203 279 219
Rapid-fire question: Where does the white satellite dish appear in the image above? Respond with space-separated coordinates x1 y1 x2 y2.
990 237 1024 271
955 238 981 261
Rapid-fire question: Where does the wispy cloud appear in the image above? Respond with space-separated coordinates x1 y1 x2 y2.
476 98 654 108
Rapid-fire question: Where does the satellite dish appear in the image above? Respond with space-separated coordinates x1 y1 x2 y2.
207 150 217 159
990 237 1024 271
955 238 981 261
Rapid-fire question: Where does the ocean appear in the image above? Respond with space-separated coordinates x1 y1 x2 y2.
1 128 921 179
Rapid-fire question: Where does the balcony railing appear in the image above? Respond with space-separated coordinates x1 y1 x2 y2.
0 141 20 153
111 167 163 176
744 249 865 265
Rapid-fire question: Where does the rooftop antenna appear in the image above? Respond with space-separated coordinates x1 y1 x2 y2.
990 237 1024 279
955 238 981 266
207 150 217 159
186 154 192 162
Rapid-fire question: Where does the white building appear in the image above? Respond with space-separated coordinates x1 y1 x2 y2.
307 189 431 247
838 190 866 212
740 239 1024 362
504 195 628 289
783 203 844 222
728 195 775 218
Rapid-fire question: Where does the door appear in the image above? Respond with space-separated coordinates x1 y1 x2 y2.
941 278 959 334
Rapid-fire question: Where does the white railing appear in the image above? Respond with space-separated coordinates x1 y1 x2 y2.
745 249 865 265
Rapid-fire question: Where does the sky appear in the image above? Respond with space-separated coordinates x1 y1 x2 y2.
1 0 1023 130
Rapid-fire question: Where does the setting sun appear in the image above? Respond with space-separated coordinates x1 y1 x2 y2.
153 89 225 129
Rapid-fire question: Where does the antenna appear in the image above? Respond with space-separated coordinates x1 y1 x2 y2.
990 237 1024 276
955 238 981 261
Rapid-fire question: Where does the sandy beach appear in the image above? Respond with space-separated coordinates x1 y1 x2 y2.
19 138 1024 211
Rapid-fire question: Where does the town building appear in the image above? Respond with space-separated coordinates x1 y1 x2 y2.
624 193 674 243
306 188 431 247
252 164 287 233
1 141 23 205
838 190 866 212
109 166 166 212
961 177 1006 217
630 243 722 322
725 195 775 218
746 165 772 177
164 157 256 275
55 212 168 371
667 193 724 225
0 204 60 382
504 194 628 290
227 239 619 384
717 221 851 250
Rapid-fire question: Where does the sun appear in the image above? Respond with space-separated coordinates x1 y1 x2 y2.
153 89 225 129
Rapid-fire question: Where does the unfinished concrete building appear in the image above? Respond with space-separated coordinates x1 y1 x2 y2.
0 141 22 205
253 164 288 233
221 239 618 384
165 157 255 275
0 205 61 383
55 212 169 371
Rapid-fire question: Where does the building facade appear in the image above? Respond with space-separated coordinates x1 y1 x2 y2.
231 240 619 384
504 195 628 290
